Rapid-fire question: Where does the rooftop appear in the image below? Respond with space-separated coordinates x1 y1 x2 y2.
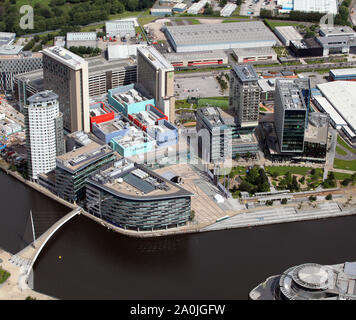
113 86 152 105
67 32 97 41
276 79 308 110
107 44 147 60
27 90 58 104
95 117 131 134
232 64 259 82
56 141 114 173
43 46 87 70
88 158 192 200
164 50 227 62
0 45 23 55
0 32 16 46
293 0 338 14
304 113 329 144
164 21 276 46
105 20 135 34
86 55 136 75
313 95 347 126
112 127 154 148
274 26 303 41
320 25 356 37
137 46 173 71
317 81 356 131
15 69 44 90
233 46 276 56
330 68 356 77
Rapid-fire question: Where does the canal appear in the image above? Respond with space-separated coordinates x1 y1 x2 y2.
1 170 356 299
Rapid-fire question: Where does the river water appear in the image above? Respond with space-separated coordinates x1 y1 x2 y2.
1 170 356 299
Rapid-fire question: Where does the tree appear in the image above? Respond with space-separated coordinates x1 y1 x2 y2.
127 0 139 11
281 198 288 205
325 194 332 200
190 210 195 221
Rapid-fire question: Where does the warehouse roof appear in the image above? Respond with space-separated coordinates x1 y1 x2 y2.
275 26 303 42
320 26 356 38
67 32 97 41
163 50 227 62
317 81 356 131
233 46 276 57
164 21 276 46
293 0 338 15
313 96 347 127
330 68 356 77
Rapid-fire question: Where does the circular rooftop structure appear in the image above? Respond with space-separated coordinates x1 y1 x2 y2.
292 263 330 290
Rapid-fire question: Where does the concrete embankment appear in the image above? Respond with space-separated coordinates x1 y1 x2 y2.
201 202 356 232
0 248 56 300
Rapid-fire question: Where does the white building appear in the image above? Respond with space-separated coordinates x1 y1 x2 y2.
25 90 64 180
317 81 356 132
220 3 237 17
293 0 338 15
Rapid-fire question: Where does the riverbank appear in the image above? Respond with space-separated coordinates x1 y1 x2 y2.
2 157 356 240
0 248 56 300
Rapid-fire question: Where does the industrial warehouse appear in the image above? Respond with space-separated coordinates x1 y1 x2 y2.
164 21 277 53
163 50 228 68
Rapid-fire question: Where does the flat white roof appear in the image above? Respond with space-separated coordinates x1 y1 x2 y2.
165 21 276 47
138 46 173 71
342 125 356 138
275 26 303 41
43 46 87 70
313 94 347 127
67 32 97 41
330 68 356 77
293 0 338 14
317 81 356 131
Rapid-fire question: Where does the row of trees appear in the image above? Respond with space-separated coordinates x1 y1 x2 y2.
69 46 102 57
0 0 155 35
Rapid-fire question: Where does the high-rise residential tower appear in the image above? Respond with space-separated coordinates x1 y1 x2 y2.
42 46 89 133
274 79 309 153
137 46 175 122
25 90 65 181
229 64 260 129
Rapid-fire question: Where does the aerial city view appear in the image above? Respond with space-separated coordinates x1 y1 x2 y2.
1 0 356 306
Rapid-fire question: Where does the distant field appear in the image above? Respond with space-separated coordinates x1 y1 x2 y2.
334 158 356 171
336 146 348 156
337 135 356 154
330 171 354 180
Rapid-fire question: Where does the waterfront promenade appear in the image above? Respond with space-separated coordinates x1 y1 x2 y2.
0 248 55 300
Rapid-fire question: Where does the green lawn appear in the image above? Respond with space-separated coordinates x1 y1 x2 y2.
190 19 201 25
260 107 268 112
198 98 229 109
264 19 303 30
334 158 356 171
330 171 354 180
336 146 348 156
0 267 10 284
265 166 312 176
175 100 192 109
337 136 356 154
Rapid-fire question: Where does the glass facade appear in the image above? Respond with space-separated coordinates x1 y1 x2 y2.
281 110 306 152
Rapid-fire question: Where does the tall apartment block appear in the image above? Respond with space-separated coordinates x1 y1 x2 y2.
0 51 42 93
137 46 175 122
195 106 232 163
274 79 309 153
24 90 65 181
229 65 260 129
42 46 90 133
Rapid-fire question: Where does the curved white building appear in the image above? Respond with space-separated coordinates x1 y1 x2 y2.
25 90 64 180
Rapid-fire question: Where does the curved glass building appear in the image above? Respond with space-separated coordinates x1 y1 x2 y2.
86 158 192 231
